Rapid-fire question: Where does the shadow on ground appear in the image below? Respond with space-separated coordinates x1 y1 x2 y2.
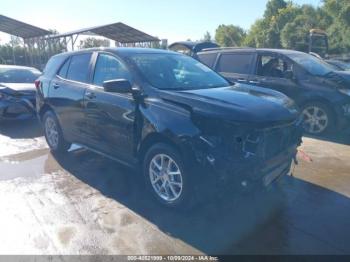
0 119 43 138
45 149 350 255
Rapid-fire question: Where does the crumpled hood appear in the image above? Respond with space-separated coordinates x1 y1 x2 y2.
160 84 299 126
0 83 36 96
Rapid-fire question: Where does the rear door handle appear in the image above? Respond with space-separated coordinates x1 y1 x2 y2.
53 83 60 89
85 91 96 99
249 80 261 85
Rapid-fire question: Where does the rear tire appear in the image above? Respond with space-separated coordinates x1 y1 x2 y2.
43 111 71 154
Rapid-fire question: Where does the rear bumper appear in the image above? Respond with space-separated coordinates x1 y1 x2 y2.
0 97 36 120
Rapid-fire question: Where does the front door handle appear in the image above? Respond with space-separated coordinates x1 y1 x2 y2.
237 78 247 83
86 91 96 99
53 83 60 89
249 80 261 85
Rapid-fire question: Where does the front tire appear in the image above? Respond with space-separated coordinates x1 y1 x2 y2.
301 102 334 135
43 111 71 154
143 143 194 209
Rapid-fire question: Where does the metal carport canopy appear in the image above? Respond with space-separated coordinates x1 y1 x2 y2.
0 14 50 38
46 22 159 43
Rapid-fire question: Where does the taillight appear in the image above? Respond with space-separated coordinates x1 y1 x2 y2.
34 80 41 89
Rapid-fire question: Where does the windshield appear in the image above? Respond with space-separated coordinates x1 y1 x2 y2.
128 53 230 90
329 60 350 71
0 68 41 83
287 53 335 76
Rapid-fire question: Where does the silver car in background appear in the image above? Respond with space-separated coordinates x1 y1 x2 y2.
0 65 41 120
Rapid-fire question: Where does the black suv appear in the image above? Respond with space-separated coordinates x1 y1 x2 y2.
198 48 350 135
36 48 302 208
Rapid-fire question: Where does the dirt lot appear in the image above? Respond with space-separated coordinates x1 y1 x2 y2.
0 119 350 255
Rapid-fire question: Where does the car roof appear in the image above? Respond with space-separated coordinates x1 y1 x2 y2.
198 47 305 56
51 47 178 58
0 64 40 71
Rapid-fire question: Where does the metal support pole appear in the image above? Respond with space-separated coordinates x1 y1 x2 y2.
23 39 28 66
71 35 74 50
73 34 79 49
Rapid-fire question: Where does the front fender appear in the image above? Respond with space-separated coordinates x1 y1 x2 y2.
137 98 202 161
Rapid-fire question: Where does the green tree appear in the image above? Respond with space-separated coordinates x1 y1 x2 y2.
245 1 299 48
244 19 268 47
78 37 110 49
264 0 287 18
202 31 212 42
215 25 246 47
151 40 161 49
280 5 322 51
323 0 350 53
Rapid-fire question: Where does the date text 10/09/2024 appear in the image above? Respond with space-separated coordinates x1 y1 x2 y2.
127 256 219 261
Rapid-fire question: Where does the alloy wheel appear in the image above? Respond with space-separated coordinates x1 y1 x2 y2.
149 154 183 202
302 106 329 134
45 116 59 149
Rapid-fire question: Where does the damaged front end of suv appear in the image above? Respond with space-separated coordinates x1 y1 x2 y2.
190 115 303 195
156 84 304 197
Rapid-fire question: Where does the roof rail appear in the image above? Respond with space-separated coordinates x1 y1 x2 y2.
200 46 255 52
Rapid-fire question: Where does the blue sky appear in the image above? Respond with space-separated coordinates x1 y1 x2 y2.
1 0 322 44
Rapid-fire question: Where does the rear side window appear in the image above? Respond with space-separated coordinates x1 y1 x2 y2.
57 58 70 78
43 55 67 78
217 53 254 75
197 53 217 68
66 53 92 83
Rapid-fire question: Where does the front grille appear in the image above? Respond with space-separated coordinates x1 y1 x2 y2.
264 126 293 159
243 123 300 160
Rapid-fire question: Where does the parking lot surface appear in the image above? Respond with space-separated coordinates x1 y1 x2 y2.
0 119 350 255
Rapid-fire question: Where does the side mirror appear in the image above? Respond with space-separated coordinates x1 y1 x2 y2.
103 79 132 93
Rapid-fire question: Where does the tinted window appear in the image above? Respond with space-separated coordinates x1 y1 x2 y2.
43 55 67 77
257 55 293 78
217 53 254 74
198 53 217 68
287 53 334 76
0 68 41 83
66 53 92 83
58 58 70 78
129 53 229 90
93 54 131 86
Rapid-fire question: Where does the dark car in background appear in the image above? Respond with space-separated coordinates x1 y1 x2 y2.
36 48 302 208
326 59 350 72
0 65 41 120
168 41 219 59
197 48 350 135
